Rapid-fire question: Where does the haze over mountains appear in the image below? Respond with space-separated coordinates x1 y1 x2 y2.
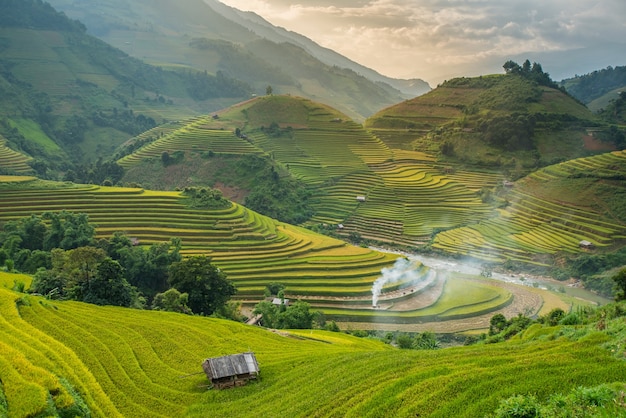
45 0 430 122
217 0 626 86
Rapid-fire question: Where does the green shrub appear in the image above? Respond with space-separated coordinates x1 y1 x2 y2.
11 279 25 293
494 394 540 418
559 313 581 326
396 333 413 349
570 385 613 407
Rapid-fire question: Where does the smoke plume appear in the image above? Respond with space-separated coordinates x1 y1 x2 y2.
371 258 423 307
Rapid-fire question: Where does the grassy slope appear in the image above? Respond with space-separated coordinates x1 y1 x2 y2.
0 173 603 331
1 286 625 417
0 137 33 174
120 96 496 246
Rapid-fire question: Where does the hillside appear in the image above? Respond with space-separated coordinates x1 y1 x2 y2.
118 95 499 247
0 0 251 174
119 92 626 276
3 174 599 331
366 73 607 169
560 65 626 111
1 279 626 417
45 0 428 122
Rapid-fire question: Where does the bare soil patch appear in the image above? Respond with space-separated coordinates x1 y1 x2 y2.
582 134 616 151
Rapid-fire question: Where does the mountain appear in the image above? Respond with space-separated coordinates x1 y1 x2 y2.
203 0 430 98
0 0 251 173
45 0 430 121
560 65 626 112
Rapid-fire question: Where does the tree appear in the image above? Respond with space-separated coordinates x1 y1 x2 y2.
31 267 65 298
266 85 273 95
264 282 285 297
396 333 413 349
151 288 192 314
503 60 521 74
167 256 236 315
613 268 626 301
214 300 245 322
253 300 279 328
117 237 181 298
2 215 47 251
545 307 565 326
63 246 107 300
42 211 95 250
489 313 508 335
414 331 439 349
277 300 313 329
83 258 136 307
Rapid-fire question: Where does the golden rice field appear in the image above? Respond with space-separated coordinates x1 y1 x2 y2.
0 137 32 174
433 150 626 264
119 96 502 246
0 282 625 417
0 176 568 327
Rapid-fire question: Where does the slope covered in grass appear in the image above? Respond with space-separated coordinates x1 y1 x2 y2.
1 286 626 417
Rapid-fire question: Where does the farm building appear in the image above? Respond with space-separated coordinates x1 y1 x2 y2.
356 196 366 202
579 240 595 250
272 297 289 306
202 352 260 389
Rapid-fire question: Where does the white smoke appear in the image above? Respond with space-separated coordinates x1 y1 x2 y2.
371 257 423 307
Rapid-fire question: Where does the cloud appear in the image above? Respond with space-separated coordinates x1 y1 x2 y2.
218 0 626 84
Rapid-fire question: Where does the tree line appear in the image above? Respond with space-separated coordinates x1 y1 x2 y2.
0 212 236 316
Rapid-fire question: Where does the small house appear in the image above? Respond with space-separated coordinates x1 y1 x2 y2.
356 196 366 202
579 240 595 250
202 353 260 389
272 297 289 306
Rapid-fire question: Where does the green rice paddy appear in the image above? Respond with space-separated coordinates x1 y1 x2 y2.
0 286 625 417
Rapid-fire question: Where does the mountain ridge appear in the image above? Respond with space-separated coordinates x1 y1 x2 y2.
45 0 429 121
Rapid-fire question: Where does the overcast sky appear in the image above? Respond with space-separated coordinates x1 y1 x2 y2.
218 0 626 86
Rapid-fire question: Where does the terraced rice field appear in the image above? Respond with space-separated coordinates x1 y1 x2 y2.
433 151 626 264
0 179 398 301
0 176 533 326
0 138 33 173
117 115 263 168
1 286 625 417
118 96 500 247
228 97 499 245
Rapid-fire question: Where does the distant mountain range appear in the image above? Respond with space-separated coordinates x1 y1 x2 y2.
45 0 431 122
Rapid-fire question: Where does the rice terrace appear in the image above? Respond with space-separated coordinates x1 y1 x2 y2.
2 0 626 416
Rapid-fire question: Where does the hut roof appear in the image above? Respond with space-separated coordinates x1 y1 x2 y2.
272 297 289 306
202 353 259 380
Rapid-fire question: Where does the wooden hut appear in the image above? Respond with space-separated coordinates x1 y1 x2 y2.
579 240 595 250
202 353 260 389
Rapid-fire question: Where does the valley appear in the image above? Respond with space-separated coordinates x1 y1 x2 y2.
1 1 626 417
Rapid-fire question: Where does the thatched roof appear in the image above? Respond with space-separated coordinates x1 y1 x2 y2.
202 353 259 380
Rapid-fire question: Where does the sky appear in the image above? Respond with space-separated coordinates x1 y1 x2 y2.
217 0 626 86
